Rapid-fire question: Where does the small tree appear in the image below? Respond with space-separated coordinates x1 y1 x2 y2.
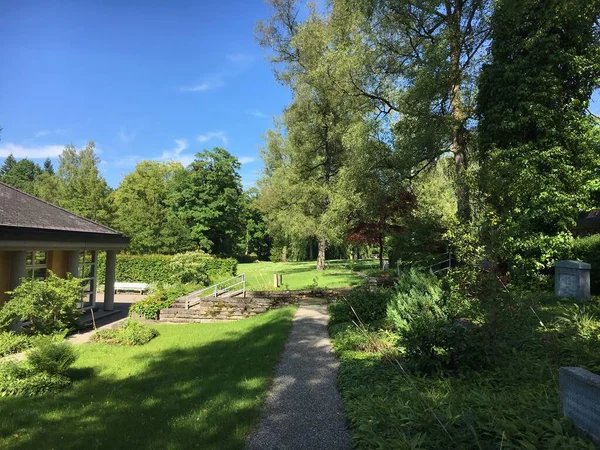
0 272 83 335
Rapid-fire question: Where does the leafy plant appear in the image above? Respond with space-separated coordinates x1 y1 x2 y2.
92 320 158 346
168 252 211 285
27 336 77 375
129 283 195 320
0 360 71 397
0 331 31 357
0 272 82 334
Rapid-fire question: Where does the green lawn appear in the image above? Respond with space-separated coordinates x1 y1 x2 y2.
238 259 376 291
0 307 296 450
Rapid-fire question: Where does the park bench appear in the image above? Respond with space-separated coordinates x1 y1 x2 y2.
114 282 148 294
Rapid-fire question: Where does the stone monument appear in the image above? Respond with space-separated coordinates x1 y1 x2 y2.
554 260 591 302
559 366 600 442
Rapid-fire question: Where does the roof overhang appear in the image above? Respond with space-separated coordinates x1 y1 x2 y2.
0 226 129 251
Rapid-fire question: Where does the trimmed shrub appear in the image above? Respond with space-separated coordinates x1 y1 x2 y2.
92 320 158 346
27 337 77 375
169 252 211 285
0 361 71 397
129 283 195 320
0 332 31 357
97 252 237 285
0 272 82 334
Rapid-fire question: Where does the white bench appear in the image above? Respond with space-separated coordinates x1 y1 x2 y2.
114 282 149 294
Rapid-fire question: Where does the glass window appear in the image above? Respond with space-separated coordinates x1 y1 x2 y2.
78 251 97 309
24 251 47 280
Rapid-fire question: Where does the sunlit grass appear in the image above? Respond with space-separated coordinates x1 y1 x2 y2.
0 307 296 450
238 259 377 291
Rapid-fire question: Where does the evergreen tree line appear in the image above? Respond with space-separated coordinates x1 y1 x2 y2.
0 143 271 259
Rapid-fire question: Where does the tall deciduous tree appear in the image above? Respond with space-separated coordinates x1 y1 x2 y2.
170 148 245 256
329 0 492 221
113 161 192 254
477 0 600 280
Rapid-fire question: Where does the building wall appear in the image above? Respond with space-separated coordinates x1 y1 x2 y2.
0 251 12 306
47 250 68 277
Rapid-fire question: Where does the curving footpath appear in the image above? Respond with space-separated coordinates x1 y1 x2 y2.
247 300 352 450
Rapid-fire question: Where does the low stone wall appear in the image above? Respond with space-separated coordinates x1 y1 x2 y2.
159 296 297 323
559 366 600 442
245 288 351 300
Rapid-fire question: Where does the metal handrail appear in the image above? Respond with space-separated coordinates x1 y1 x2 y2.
185 273 246 309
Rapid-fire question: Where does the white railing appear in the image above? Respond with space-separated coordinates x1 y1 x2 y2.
430 252 453 274
185 273 246 309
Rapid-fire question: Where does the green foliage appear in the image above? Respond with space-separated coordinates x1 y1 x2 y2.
571 235 600 294
0 361 71 397
129 284 195 320
92 320 159 346
97 252 236 286
112 160 193 254
477 0 600 283
0 331 31 357
331 292 600 449
0 156 42 193
27 336 77 375
333 288 393 324
168 252 212 285
0 272 82 335
170 148 246 256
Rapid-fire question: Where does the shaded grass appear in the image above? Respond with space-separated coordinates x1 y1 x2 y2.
0 307 297 450
239 259 374 291
330 294 600 449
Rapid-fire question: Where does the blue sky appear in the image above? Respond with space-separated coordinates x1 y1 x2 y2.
0 0 291 188
0 1 598 190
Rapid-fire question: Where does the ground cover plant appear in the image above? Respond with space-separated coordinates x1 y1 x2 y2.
329 279 600 449
238 259 370 291
91 320 159 346
129 283 197 320
0 307 296 450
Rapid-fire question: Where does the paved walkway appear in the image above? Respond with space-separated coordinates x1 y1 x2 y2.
247 301 352 450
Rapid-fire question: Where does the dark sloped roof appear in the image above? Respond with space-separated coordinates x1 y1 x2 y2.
0 182 121 235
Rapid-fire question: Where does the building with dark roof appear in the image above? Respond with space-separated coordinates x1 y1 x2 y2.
0 182 129 309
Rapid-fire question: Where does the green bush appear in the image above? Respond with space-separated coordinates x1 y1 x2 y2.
0 361 71 397
0 331 31 357
97 252 237 285
129 283 195 320
388 269 485 373
91 320 158 346
168 252 211 285
572 234 600 294
0 272 82 334
27 336 77 375
332 288 393 325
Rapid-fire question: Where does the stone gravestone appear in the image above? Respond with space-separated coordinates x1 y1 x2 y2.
559 367 600 442
554 260 591 302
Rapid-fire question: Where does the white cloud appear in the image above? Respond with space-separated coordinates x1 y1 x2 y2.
159 139 189 160
197 131 228 146
247 109 267 119
34 129 66 138
180 80 224 92
0 142 64 159
238 156 257 165
34 130 50 138
118 128 137 144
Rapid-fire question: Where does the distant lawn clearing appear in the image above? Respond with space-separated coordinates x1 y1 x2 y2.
239 259 377 291
0 307 296 450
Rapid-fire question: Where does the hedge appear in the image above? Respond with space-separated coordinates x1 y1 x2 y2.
97 252 237 286
571 235 600 294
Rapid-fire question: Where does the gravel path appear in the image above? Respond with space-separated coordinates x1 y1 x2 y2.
247 301 352 450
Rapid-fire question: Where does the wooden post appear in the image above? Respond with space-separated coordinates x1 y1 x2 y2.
274 274 279 288
278 274 282 287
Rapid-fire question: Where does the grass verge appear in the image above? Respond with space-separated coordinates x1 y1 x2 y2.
0 306 296 450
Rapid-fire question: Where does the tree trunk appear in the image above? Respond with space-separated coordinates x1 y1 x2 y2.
316 238 326 270
353 247 358 261
378 234 384 270
309 242 314 260
281 246 287 262
448 0 471 222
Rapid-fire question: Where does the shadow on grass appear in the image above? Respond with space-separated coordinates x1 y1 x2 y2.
0 310 295 450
